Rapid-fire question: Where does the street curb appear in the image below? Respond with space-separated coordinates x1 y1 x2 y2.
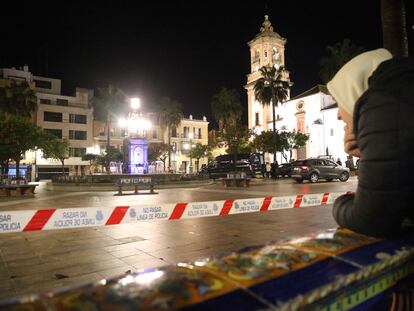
45 180 214 192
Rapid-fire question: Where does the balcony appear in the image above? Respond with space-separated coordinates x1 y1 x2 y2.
172 133 202 139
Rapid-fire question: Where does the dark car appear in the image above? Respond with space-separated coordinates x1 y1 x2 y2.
276 163 293 177
204 153 263 179
206 158 252 179
291 158 350 183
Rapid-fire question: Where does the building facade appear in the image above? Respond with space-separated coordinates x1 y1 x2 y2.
1 66 209 177
274 86 348 164
0 66 94 179
93 114 209 174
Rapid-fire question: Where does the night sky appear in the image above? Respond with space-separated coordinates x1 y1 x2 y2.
2 1 413 125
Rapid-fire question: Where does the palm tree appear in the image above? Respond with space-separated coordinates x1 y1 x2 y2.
254 65 290 160
381 0 408 57
211 87 242 131
0 80 37 119
158 97 183 171
319 39 365 83
92 85 125 149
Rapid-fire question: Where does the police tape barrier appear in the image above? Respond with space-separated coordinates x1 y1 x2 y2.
0 192 351 233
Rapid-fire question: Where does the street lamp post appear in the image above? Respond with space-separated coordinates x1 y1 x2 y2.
31 146 38 182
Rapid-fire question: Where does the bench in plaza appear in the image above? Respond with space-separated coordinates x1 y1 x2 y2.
0 181 38 196
220 172 251 187
220 177 251 187
115 177 158 196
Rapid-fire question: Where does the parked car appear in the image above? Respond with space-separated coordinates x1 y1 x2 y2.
276 163 293 177
203 153 263 179
291 158 350 183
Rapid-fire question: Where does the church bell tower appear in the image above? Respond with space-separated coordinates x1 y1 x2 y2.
245 15 288 133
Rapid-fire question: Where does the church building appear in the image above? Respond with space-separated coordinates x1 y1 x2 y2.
246 16 348 164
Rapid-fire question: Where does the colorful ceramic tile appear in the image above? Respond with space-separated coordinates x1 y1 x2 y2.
280 228 379 257
193 244 328 289
247 257 359 309
335 239 414 268
48 265 265 311
177 289 272 310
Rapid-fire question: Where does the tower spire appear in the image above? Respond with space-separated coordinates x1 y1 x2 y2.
260 15 273 33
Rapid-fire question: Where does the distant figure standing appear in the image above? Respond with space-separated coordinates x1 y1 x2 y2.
265 162 272 178
261 163 266 178
271 160 279 179
336 158 342 166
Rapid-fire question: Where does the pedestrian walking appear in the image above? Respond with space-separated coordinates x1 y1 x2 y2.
336 158 342 166
327 48 414 238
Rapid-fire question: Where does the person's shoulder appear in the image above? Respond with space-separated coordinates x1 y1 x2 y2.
370 56 414 87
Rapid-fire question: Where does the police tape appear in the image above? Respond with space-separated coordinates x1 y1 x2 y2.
0 192 351 233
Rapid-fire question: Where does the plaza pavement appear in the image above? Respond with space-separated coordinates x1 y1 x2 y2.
0 178 357 299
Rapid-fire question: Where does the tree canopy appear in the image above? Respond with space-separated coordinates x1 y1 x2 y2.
158 97 184 169
280 131 309 162
252 131 284 155
319 39 365 83
148 142 170 171
211 87 242 131
0 116 47 178
96 146 123 174
0 80 37 119
42 138 70 173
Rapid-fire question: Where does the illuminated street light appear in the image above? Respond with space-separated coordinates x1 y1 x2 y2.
130 97 140 110
119 97 150 174
118 100 151 138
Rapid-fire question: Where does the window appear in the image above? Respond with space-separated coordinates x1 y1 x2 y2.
39 98 51 105
171 128 177 137
255 112 260 126
69 130 87 140
44 129 62 139
152 130 157 139
183 126 189 138
34 79 52 89
194 128 201 139
181 141 190 154
44 111 62 122
254 50 260 63
56 98 68 106
264 50 268 59
69 114 87 124
69 147 86 157
172 142 177 153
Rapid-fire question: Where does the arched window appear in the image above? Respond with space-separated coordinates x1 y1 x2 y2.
254 50 260 63
272 47 280 63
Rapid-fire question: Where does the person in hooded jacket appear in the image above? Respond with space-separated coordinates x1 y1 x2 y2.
327 49 414 238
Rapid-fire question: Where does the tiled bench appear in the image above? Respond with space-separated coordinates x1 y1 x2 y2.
1 228 414 310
